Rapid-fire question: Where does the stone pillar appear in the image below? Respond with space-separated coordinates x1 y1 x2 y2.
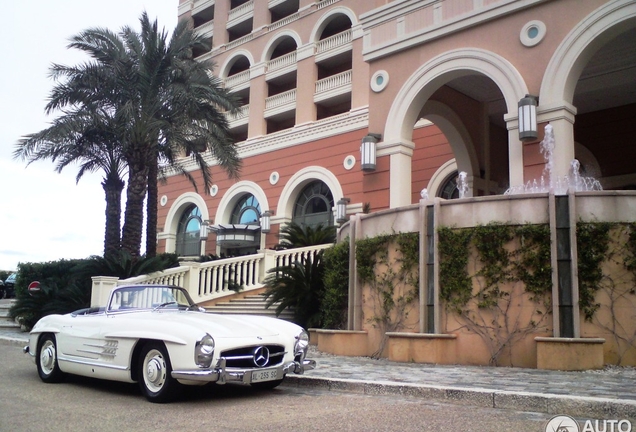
504 115 524 188
91 276 119 308
538 102 577 182
295 44 317 125
378 139 415 208
248 63 267 137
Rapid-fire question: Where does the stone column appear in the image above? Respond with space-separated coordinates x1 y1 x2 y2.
538 102 577 182
378 139 415 208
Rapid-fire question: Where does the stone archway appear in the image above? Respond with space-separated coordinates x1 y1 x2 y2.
383 48 529 206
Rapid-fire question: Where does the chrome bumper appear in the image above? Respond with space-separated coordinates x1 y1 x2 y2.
171 358 316 384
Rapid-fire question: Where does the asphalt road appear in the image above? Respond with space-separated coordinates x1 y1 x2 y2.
0 343 548 432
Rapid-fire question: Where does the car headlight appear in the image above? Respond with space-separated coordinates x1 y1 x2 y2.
195 334 215 368
294 330 309 358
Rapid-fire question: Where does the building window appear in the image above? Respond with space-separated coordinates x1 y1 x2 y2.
438 171 460 200
231 194 261 225
176 205 202 256
293 181 334 228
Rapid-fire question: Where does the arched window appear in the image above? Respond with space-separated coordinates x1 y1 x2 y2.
230 194 261 225
293 181 334 228
176 205 202 256
438 171 460 199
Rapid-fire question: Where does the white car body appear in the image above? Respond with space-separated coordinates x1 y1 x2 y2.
25 285 315 402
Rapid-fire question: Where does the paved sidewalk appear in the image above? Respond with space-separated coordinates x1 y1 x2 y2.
2 325 635 420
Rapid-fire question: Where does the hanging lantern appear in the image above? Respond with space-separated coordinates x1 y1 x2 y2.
336 198 350 224
360 134 381 171
260 210 272 234
518 95 538 141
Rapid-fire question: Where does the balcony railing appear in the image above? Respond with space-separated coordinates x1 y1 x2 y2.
315 70 352 96
225 33 254 50
92 244 333 305
228 0 254 23
194 20 214 38
227 105 250 127
265 89 297 110
316 29 352 54
267 51 297 73
224 70 250 89
268 12 300 31
317 0 339 10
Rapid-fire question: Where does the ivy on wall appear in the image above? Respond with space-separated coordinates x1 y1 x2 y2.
356 232 419 358
576 222 636 365
438 223 552 311
438 222 552 366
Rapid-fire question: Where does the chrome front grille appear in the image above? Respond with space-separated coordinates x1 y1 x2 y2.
220 345 286 368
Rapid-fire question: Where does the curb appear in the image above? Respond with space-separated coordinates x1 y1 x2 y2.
283 375 636 419
0 335 29 347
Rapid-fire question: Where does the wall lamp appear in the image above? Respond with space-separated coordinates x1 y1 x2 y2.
260 210 272 233
199 219 212 240
336 198 350 224
518 94 538 141
360 133 381 172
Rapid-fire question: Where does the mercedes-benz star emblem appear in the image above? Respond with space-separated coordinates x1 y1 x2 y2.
253 346 270 367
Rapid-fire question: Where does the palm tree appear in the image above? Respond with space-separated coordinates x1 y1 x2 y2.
29 12 241 258
276 222 337 249
15 106 126 257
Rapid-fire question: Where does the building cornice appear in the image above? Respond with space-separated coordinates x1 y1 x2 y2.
361 0 547 62
165 108 369 176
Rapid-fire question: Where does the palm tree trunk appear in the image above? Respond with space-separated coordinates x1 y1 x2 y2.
145 149 158 258
121 164 148 259
102 173 124 258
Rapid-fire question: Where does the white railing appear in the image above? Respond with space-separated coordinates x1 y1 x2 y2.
268 12 300 31
194 20 214 38
225 33 254 50
122 266 191 288
317 0 339 10
316 29 352 54
92 243 334 306
267 51 297 73
224 70 250 89
265 89 296 110
226 105 250 122
228 0 254 22
273 244 333 268
315 70 352 94
197 253 263 299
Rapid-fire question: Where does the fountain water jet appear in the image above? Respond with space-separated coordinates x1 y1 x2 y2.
504 124 602 195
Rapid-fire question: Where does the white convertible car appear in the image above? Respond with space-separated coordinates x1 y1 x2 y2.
24 285 315 402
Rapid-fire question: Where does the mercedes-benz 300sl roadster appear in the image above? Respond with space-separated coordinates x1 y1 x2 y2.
24 285 315 402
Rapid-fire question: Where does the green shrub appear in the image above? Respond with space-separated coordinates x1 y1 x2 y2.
322 238 350 329
9 252 180 330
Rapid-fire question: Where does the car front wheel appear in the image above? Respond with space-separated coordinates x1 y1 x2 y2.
138 342 180 403
36 334 65 383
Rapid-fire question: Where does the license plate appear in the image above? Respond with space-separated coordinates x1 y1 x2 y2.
251 367 279 383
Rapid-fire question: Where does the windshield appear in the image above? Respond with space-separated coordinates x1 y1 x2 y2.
108 286 194 312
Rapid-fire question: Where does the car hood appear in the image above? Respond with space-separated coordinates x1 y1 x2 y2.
118 311 286 339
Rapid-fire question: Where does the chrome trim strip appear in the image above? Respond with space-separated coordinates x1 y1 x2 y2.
57 355 129 371
171 358 316 383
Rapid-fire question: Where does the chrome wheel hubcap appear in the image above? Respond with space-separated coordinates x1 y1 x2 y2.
143 350 166 392
40 340 56 375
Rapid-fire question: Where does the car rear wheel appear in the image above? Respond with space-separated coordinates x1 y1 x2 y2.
36 334 64 383
138 342 180 403
251 378 284 390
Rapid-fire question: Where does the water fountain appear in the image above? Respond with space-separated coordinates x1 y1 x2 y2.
504 124 602 195
457 171 469 198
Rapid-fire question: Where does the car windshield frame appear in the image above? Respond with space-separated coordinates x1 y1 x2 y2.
106 285 195 313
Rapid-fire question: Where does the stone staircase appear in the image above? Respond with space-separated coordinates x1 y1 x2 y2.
0 300 20 330
206 294 295 322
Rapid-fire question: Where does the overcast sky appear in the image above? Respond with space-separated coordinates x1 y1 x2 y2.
0 0 178 271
